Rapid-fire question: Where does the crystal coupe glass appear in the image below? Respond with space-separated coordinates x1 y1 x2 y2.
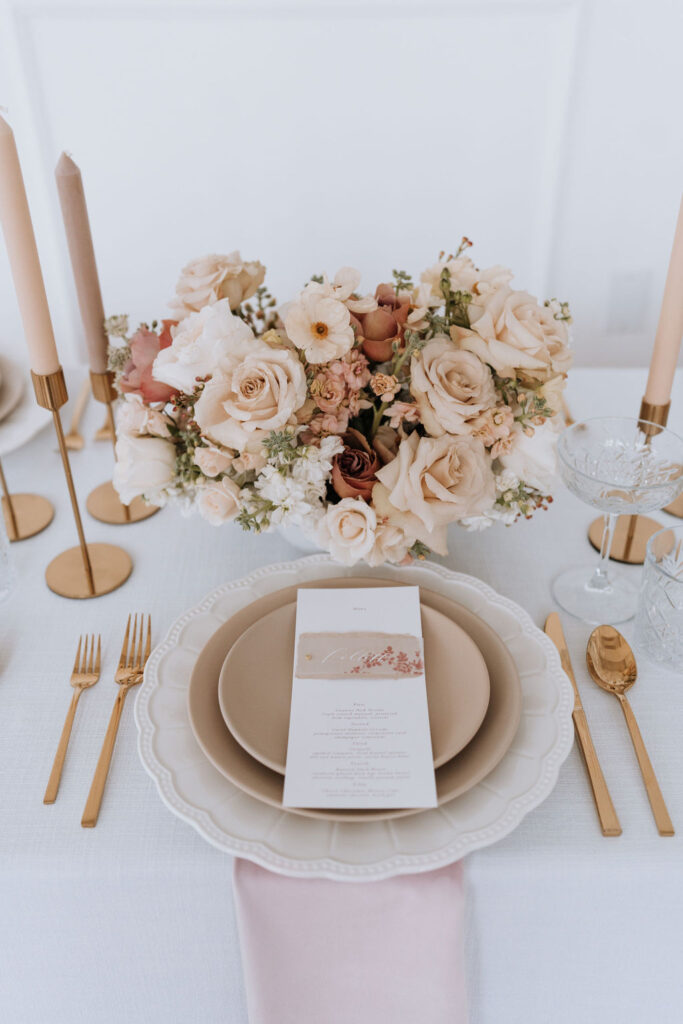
554 417 683 624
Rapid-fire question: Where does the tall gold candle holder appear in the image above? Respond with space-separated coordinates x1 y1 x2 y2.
587 398 671 564
85 370 158 525
32 367 132 598
0 457 54 542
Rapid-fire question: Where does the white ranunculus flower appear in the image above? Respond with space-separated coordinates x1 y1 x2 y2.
454 288 572 382
498 421 559 494
193 446 233 478
194 342 307 451
284 291 354 364
152 299 255 395
113 434 176 505
317 497 377 565
196 477 242 525
410 338 497 437
169 252 266 318
115 394 172 438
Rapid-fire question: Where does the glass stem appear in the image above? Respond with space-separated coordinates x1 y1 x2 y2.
590 513 616 591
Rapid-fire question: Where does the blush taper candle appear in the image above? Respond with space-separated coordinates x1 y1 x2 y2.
0 115 60 375
644 195 683 406
55 152 108 374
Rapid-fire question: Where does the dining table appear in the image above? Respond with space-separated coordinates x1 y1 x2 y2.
1 364 681 1024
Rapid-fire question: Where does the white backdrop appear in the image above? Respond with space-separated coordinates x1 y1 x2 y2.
0 0 682 370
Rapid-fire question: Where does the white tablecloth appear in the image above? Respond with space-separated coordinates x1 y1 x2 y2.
1 367 682 1024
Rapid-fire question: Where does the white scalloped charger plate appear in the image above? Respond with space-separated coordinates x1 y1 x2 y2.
136 555 573 881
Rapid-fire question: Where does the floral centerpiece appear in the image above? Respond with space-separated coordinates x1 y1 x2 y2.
108 242 572 566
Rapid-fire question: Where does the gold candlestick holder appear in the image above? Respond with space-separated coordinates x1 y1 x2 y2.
85 370 158 525
0 457 54 542
32 367 132 598
587 398 671 564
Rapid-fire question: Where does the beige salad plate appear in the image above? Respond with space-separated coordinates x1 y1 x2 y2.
218 601 491 775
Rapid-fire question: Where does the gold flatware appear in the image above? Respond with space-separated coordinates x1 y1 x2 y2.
544 613 621 836
94 408 115 443
43 634 101 804
586 625 674 836
81 614 151 828
63 378 90 451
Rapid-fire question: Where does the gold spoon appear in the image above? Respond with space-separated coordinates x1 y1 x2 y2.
586 625 674 836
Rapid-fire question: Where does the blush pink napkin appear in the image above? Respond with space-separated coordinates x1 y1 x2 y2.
233 858 467 1024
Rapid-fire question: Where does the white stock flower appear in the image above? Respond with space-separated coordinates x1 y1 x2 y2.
316 497 377 565
498 421 559 493
153 299 255 395
113 434 176 505
284 291 354 363
170 252 265 318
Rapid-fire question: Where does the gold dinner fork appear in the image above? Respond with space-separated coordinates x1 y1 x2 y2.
44 634 101 804
81 614 151 828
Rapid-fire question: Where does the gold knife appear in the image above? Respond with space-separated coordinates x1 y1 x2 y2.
544 613 622 836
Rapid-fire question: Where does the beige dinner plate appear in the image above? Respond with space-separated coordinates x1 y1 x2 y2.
187 577 522 822
218 602 491 774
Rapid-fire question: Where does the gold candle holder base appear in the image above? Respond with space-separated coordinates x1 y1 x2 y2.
0 457 54 541
32 367 131 599
46 541 132 599
664 493 683 518
586 398 671 566
2 493 54 541
87 370 159 525
87 482 158 524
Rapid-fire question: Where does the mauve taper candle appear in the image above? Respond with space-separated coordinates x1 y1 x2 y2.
644 195 683 406
0 116 60 375
55 152 108 374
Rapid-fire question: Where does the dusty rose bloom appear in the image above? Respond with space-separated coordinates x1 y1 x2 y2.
469 405 515 456
119 321 177 403
370 373 400 398
383 401 420 430
329 349 371 391
311 370 346 412
331 428 380 501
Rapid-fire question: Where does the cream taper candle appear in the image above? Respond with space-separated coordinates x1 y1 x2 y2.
644 195 683 406
55 152 108 374
0 116 60 375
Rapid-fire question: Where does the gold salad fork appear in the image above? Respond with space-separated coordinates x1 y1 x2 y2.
81 614 151 828
44 634 101 804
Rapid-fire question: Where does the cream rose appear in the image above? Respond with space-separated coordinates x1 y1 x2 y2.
193 446 233 478
410 338 496 436
316 497 377 565
194 342 306 451
153 299 255 395
375 431 495 546
284 291 354 364
454 288 572 381
170 252 265 318
366 522 414 567
113 434 176 505
498 421 559 493
196 477 242 525
421 257 512 300
116 394 172 438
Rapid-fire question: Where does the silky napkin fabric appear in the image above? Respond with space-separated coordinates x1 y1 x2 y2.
233 858 467 1024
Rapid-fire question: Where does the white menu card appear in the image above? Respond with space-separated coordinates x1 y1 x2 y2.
283 587 437 809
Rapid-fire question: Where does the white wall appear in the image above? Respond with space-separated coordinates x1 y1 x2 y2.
0 0 681 370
